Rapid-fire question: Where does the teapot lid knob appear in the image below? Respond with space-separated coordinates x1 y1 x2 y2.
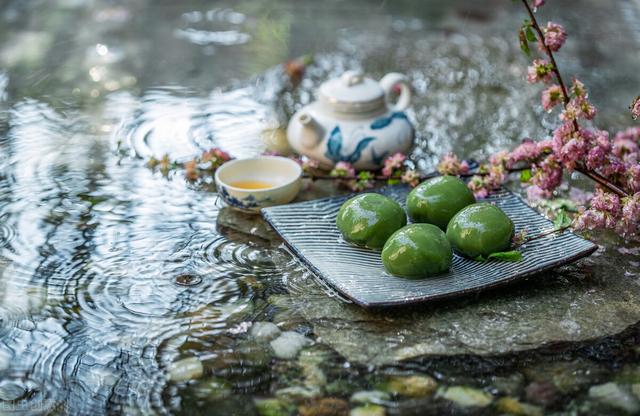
341 70 364 87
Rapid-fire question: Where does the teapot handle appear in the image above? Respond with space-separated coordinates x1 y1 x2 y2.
380 73 412 112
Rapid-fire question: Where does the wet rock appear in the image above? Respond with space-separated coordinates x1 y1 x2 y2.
588 382 640 414
437 386 493 408
270 331 312 360
254 398 296 416
217 207 280 241
298 398 349 416
487 373 525 396
288 263 640 363
350 404 386 416
250 322 282 342
381 375 437 397
191 378 233 400
495 397 542 416
167 357 204 382
298 349 328 389
615 364 640 384
350 390 391 405
524 381 560 407
275 386 321 402
325 379 360 396
523 360 607 394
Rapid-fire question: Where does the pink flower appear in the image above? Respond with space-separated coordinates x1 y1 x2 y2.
301 158 320 172
570 78 587 98
490 150 510 166
527 59 554 84
536 139 554 153
574 208 607 231
532 0 545 8
551 124 602 172
381 152 407 177
401 169 420 187
486 165 507 189
467 176 488 199
532 155 563 191
630 96 640 120
560 97 596 121
618 193 640 236
594 129 612 152
600 158 627 180
527 185 552 200
438 153 470 176
585 146 606 170
541 85 563 111
539 22 567 52
509 139 545 167
590 188 621 216
612 135 639 161
559 138 587 172
331 162 356 178
627 164 640 193
577 97 597 120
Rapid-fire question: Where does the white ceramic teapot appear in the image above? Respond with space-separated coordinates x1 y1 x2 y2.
287 70 414 170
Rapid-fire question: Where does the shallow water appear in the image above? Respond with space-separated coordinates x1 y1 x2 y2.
1 0 640 414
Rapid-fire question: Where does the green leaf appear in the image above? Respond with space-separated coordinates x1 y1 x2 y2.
488 251 523 261
475 250 523 262
553 210 572 230
525 26 537 42
519 29 530 56
519 169 532 183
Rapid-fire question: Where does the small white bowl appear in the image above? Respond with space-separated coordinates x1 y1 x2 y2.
215 156 302 213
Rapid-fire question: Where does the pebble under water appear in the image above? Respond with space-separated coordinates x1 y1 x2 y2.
1 0 640 415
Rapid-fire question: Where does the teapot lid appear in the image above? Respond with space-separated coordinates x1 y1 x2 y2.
319 70 386 114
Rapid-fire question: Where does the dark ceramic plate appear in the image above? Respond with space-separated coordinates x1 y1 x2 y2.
261 185 597 308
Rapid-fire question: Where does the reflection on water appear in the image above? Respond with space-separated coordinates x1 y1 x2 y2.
1 0 640 414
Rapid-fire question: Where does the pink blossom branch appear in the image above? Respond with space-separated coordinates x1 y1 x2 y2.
522 0 629 198
302 165 530 181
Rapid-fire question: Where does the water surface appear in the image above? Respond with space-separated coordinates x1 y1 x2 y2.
1 0 640 414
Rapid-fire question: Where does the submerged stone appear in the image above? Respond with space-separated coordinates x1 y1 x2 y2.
270 331 312 360
275 386 321 402
167 357 204 382
250 322 282 342
254 398 296 416
350 404 386 416
382 375 438 397
495 397 542 416
350 390 391 405
524 381 560 407
588 382 640 414
298 349 328 389
438 386 493 408
298 398 349 416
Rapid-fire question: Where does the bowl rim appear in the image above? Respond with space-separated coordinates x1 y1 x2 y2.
214 155 302 193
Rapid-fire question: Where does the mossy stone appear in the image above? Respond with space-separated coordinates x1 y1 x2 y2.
381 224 452 278
446 203 514 258
336 193 406 250
406 176 475 230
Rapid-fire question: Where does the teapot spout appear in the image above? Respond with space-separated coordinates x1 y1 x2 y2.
298 113 325 149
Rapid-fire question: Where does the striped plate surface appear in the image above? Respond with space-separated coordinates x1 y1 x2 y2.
261 185 598 308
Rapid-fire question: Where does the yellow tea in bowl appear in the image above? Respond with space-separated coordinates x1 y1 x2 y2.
230 180 274 190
